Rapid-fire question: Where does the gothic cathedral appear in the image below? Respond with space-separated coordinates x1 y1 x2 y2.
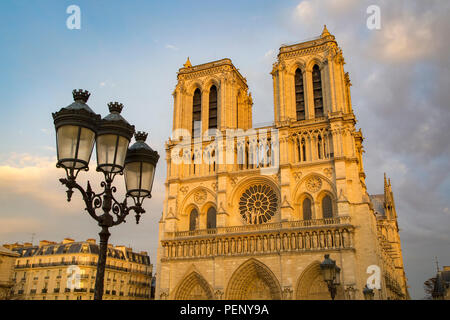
155 26 409 300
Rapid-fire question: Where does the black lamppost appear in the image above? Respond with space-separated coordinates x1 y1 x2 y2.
52 89 159 300
320 254 341 300
363 285 375 300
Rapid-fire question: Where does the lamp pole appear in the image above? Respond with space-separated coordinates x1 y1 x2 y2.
52 90 159 300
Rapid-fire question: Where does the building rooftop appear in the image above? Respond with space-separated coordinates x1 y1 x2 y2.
3 239 151 265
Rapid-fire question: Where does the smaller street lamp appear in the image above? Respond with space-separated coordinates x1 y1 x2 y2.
320 254 341 300
363 285 375 300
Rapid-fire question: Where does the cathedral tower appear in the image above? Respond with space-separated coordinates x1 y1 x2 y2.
156 26 408 300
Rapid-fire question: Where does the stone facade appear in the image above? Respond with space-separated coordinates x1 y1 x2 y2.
4 238 152 300
155 26 408 300
0 246 19 299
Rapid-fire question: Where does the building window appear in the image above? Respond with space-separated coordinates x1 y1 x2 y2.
206 207 216 229
189 209 198 231
208 85 217 129
312 65 324 118
295 68 305 120
322 195 333 218
303 198 312 220
192 88 202 138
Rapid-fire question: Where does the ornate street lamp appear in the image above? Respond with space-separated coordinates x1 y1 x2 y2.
363 285 375 300
320 254 341 300
52 90 159 300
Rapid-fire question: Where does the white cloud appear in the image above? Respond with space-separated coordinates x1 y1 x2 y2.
264 49 275 59
165 44 179 51
293 1 316 23
370 14 435 62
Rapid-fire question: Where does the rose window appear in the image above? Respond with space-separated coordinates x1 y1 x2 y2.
239 184 278 224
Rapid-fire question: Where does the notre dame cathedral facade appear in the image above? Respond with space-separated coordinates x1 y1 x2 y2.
155 26 409 300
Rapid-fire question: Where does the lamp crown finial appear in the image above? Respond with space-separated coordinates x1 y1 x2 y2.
107 101 124 113
72 89 90 103
135 131 148 142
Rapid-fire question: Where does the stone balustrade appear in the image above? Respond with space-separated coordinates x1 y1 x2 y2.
161 217 353 260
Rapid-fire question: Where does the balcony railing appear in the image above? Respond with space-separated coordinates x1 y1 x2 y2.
161 217 354 260
54 288 60 293
165 217 351 239
41 289 48 293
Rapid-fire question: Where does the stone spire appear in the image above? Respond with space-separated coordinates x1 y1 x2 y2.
183 57 192 68
321 25 331 38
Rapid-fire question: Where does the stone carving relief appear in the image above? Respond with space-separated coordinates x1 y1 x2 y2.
180 186 189 195
306 176 322 193
194 190 207 204
323 168 333 178
293 171 302 181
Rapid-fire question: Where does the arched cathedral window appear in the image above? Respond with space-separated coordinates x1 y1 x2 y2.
189 208 198 231
322 195 333 219
303 198 312 220
206 207 216 229
295 69 306 121
312 65 324 118
208 85 217 129
192 88 202 137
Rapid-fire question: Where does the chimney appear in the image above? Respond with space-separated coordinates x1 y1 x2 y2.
62 238 75 244
39 240 53 247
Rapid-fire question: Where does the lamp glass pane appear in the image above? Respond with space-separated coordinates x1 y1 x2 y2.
96 135 129 173
322 267 332 281
96 134 117 172
124 162 141 196
141 162 155 194
115 136 130 169
57 125 78 162
57 125 94 169
77 127 95 167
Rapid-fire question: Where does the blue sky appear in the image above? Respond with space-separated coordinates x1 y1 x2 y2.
0 0 449 299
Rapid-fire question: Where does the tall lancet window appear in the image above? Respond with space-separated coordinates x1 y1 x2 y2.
208 85 218 129
189 208 199 231
303 198 312 220
192 88 202 137
322 195 333 219
312 65 324 118
206 207 216 229
295 69 305 121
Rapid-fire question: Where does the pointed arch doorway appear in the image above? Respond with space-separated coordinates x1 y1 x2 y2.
295 262 331 300
225 259 282 300
174 271 214 300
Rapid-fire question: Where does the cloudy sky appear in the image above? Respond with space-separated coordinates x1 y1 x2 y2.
0 0 449 299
